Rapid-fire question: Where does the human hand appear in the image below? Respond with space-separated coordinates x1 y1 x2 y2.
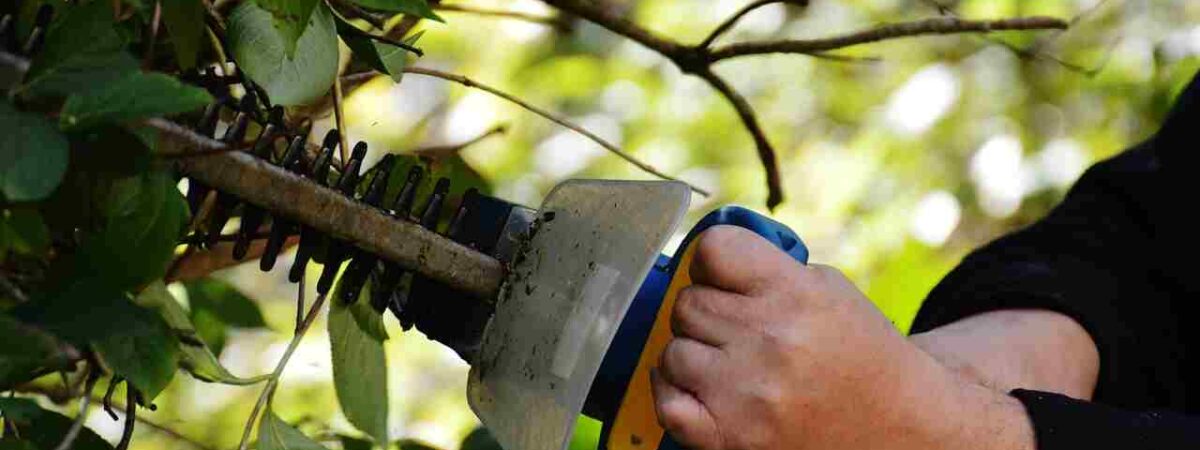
651 226 1034 450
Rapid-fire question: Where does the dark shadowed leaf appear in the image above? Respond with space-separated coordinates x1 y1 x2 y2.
336 14 421 82
0 101 69 202
460 427 503 450
257 411 330 450
228 0 338 106
350 0 442 21
0 208 50 259
339 435 374 450
396 439 443 450
160 0 206 69
184 278 268 328
135 282 269 386
329 291 388 444
80 170 189 290
60 72 213 130
21 0 138 97
92 294 180 401
0 314 73 390
0 398 113 450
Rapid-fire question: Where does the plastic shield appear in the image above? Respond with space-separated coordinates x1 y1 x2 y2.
467 180 690 450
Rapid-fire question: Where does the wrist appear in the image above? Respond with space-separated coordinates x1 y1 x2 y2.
899 349 1037 450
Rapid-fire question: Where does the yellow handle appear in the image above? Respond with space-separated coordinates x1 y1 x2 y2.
607 241 700 450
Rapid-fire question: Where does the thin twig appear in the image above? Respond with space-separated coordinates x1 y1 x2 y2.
115 389 137 450
695 69 781 208
296 273 306 333
707 16 1068 61
53 370 99 450
346 68 709 196
700 0 805 49
919 0 1116 77
435 3 570 30
236 292 330 450
130 415 217 450
413 124 507 161
102 376 122 421
333 76 350 169
144 1 163 68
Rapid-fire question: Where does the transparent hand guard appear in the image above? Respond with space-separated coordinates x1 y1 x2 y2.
467 180 690 450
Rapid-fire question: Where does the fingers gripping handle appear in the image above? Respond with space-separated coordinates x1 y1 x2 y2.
600 206 807 450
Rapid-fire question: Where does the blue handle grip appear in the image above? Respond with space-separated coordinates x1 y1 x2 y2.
584 206 808 447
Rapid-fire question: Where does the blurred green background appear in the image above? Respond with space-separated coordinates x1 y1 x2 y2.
88 0 1200 448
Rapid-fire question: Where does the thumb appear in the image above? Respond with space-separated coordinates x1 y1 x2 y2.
651 369 725 450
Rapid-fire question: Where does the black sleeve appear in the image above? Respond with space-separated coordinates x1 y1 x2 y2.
911 70 1198 410
911 70 1200 450
1011 390 1200 449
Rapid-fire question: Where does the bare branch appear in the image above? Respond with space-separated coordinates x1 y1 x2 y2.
700 0 807 49
708 16 1068 61
237 291 330 450
435 4 570 30
347 68 711 196
332 76 350 167
695 69 783 208
53 371 99 450
115 389 136 450
413 124 508 161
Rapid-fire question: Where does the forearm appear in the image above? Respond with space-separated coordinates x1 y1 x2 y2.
909 309 1100 399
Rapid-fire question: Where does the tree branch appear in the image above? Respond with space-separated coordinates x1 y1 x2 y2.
539 0 1068 208
694 69 782 207
435 4 570 30
344 68 710 196
707 16 1068 61
237 291 329 450
700 0 806 49
413 124 507 161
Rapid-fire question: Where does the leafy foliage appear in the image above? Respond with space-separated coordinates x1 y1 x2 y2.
0 398 114 450
60 72 213 130
329 281 389 444
257 411 331 450
0 101 68 202
19 1 137 98
228 0 339 106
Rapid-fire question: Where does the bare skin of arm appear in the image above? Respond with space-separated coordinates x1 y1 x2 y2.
909 309 1100 400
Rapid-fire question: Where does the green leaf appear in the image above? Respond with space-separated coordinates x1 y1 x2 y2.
0 101 69 202
0 398 114 450
339 435 374 450
0 314 72 390
336 15 421 82
184 278 267 328
460 428 503 450
0 208 50 259
134 281 269 385
160 0 206 69
21 0 139 97
257 0 320 57
334 277 388 341
350 0 442 22
92 294 180 401
257 411 331 450
0 437 38 450
396 440 442 450
329 293 388 444
228 0 338 106
86 170 189 289
60 72 213 130
190 305 228 356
